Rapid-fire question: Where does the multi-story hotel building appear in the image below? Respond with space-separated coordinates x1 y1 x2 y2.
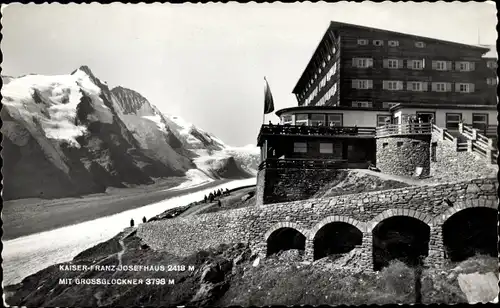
257 21 497 187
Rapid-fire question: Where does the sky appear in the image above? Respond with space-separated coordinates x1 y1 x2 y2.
2 2 497 147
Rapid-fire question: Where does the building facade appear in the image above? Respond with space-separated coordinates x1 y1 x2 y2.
257 21 497 186
292 21 497 110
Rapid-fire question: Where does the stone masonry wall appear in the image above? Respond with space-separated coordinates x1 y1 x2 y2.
429 131 498 183
261 168 345 204
376 135 431 177
255 169 265 206
138 177 498 270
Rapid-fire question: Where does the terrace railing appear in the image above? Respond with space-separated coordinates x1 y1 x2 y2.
376 123 432 138
258 158 348 171
258 124 376 142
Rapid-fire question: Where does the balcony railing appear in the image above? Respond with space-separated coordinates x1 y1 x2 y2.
258 124 376 143
258 158 349 170
376 123 432 138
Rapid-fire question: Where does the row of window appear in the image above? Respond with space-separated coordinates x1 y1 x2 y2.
357 39 426 48
281 113 391 127
352 57 476 71
293 142 342 154
302 63 338 105
486 77 498 85
352 79 476 93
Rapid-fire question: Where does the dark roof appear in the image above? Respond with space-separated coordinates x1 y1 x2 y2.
390 103 497 111
292 21 492 94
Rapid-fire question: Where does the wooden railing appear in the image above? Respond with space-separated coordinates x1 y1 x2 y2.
434 123 498 165
456 142 468 152
376 123 432 138
461 124 475 139
258 158 349 170
258 124 376 140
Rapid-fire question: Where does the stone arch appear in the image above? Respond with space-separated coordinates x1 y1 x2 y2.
433 199 498 226
440 200 498 262
368 208 433 232
264 222 309 241
371 210 432 271
309 216 366 240
265 222 308 257
310 216 365 261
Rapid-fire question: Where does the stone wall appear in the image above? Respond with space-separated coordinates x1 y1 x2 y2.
259 168 345 205
255 169 265 206
137 177 498 270
376 135 431 177
429 131 498 183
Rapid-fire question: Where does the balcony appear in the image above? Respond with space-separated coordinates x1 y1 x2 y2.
376 123 432 138
257 124 376 145
258 158 349 171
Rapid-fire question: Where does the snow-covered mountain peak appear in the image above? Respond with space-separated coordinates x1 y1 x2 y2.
1 71 112 147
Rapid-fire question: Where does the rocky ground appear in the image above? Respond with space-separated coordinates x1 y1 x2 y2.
6 230 497 307
313 169 411 198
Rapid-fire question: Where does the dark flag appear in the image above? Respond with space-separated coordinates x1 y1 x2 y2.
264 77 275 114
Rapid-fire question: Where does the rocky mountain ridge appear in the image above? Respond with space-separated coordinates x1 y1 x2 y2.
1 66 258 200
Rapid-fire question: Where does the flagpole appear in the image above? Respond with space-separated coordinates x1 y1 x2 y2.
263 76 266 125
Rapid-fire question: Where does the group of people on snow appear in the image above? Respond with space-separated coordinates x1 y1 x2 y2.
204 188 230 204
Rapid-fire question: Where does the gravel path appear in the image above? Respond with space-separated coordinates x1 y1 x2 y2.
353 169 426 186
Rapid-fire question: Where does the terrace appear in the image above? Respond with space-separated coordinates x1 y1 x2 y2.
257 124 376 146
375 123 432 138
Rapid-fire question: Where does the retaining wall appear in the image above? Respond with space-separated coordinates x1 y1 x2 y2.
138 177 498 270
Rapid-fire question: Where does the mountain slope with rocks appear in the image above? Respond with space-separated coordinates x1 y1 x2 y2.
1 66 258 201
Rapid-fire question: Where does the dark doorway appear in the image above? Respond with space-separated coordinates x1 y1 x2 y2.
313 222 363 260
372 216 430 271
442 207 498 262
416 112 436 124
266 227 306 257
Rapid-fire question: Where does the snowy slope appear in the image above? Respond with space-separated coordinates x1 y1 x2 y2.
1 67 187 200
1 67 259 200
112 87 259 182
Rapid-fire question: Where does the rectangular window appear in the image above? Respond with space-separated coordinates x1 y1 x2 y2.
433 82 446 92
487 61 497 69
373 40 384 46
295 114 308 126
353 58 373 68
435 61 447 71
387 81 398 90
327 114 343 126
446 113 462 130
357 39 368 45
281 115 293 125
310 114 326 126
459 62 470 71
487 77 497 85
412 60 423 69
351 101 372 108
388 40 399 47
319 143 334 154
377 115 392 127
293 142 308 153
388 59 399 69
411 82 421 91
472 113 488 132
458 83 470 93
352 79 373 89
415 41 426 48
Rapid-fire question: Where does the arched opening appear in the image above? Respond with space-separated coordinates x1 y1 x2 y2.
372 216 430 271
442 207 498 262
266 227 306 257
313 222 363 260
